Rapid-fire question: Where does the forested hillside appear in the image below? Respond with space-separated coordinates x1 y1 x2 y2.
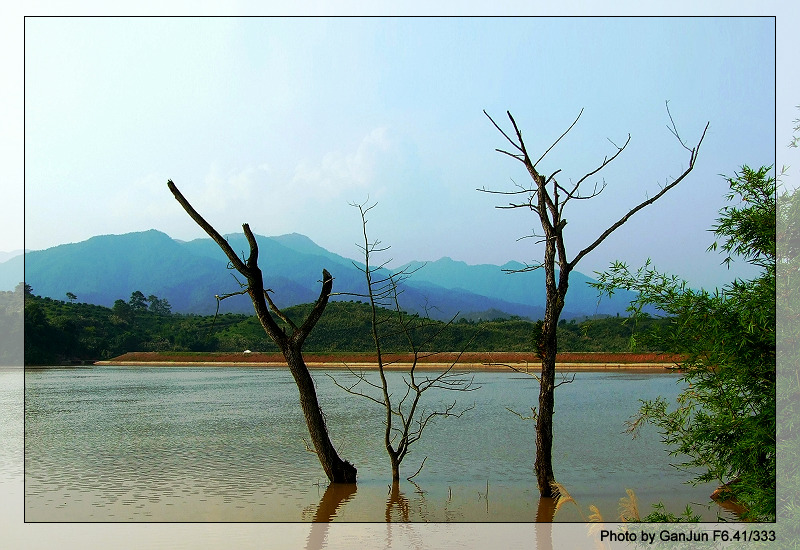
20 285 669 365
0 283 23 365
9 230 642 319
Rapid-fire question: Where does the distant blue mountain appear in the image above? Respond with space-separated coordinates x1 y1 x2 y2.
397 257 639 319
0 249 24 263
10 230 639 320
0 254 23 292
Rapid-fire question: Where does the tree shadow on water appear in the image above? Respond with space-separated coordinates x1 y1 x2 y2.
535 496 557 550
304 484 561 549
305 482 357 550
383 482 429 550
385 481 412 522
305 481 428 550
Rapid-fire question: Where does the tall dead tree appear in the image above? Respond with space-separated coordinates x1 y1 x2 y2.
330 201 477 483
168 179 357 484
480 105 708 497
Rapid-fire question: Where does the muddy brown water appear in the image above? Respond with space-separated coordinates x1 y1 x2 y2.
23 365 728 523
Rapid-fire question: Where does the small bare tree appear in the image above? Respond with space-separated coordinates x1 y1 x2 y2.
480 104 708 497
168 180 357 483
330 201 478 483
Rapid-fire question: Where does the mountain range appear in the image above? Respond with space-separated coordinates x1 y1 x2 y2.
4 230 641 320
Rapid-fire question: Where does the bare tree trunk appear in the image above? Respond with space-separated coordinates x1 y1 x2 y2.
390 453 401 483
285 344 357 483
535 321 557 495
536 248 569 496
482 106 707 497
168 179 356 483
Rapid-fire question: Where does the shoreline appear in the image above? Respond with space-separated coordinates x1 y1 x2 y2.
88 351 685 372
92 360 681 372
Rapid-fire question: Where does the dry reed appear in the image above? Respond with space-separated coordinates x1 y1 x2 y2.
618 488 641 522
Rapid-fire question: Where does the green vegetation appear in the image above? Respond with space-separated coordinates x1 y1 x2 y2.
0 283 24 365
593 165 777 522
779 109 800 546
20 287 671 365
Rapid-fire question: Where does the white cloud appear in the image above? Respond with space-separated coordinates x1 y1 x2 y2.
198 164 259 212
107 174 179 229
291 127 393 195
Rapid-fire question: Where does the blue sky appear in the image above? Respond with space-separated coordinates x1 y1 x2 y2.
1 4 798 549
13 15 786 290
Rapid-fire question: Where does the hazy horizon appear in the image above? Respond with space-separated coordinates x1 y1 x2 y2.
5 7 799 550
21 17 782 290
0 224 767 288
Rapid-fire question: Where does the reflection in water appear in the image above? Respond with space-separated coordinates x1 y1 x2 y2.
6 368 727 549
306 483 357 550
25 367 721 522
303 489 587 550
304 482 443 550
383 482 427 550
535 495 557 522
313 483 358 522
385 481 410 522
535 497 556 550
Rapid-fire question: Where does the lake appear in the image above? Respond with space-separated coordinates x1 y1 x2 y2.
24 365 728 523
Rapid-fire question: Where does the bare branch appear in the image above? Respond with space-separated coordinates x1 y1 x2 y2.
483 110 524 156
264 290 297 332
555 372 576 388
495 148 526 162
242 223 260 271
507 406 538 422
576 134 630 185
559 133 630 211
169 179 288 343
476 185 533 197
205 287 251 336
569 120 709 270
665 100 692 152
502 262 545 273
485 362 541 382
168 180 249 273
532 109 584 169
406 456 428 481
515 232 548 244
303 438 319 455
295 269 334 345
326 370 388 407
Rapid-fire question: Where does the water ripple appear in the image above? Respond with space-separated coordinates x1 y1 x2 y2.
24 367 716 521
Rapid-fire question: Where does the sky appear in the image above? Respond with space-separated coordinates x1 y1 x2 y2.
1 3 798 550
8 11 795 293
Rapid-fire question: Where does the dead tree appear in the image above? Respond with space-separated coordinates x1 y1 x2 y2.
480 104 708 497
329 201 477 483
167 180 357 484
